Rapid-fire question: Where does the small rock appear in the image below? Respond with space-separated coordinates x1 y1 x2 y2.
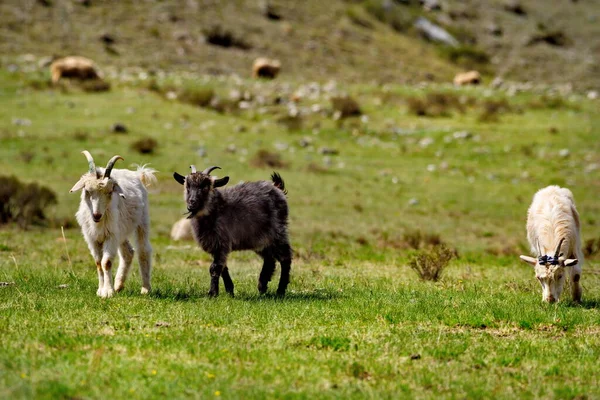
225 144 237 153
503 1 527 16
491 77 504 89
12 118 32 126
111 123 128 133
587 91 598 100
319 147 339 155
166 91 178 100
421 0 441 11
0 282 16 287
453 131 472 140
410 353 421 360
155 321 171 327
419 137 434 148
414 17 459 47
427 164 437 172
299 137 313 148
558 149 570 158
58 284 69 289
408 198 419 206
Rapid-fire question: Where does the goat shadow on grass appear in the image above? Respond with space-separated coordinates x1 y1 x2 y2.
147 288 341 303
236 289 342 303
573 298 600 309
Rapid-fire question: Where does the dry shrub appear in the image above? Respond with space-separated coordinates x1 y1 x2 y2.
277 114 303 131
0 175 57 228
409 244 455 282
478 98 512 122
403 229 443 249
406 92 464 117
131 137 158 154
80 79 111 92
250 149 287 169
331 95 361 118
203 25 251 50
179 86 215 107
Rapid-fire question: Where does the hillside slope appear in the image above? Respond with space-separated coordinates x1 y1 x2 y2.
0 0 598 89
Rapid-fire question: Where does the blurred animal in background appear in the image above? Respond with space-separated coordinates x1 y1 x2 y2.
173 166 292 297
519 185 583 303
453 70 481 86
70 151 156 298
252 57 281 79
50 56 102 84
170 217 194 241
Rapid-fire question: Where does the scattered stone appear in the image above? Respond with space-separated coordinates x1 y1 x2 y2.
453 131 472 140
427 164 437 172
453 70 481 86
587 91 598 100
12 118 32 126
503 1 527 16
225 144 237 153
299 137 313 148
0 282 16 287
414 17 459 47
486 23 503 36
410 353 421 360
58 284 69 289
155 321 171 327
491 76 504 89
408 198 419 206
419 137 434 148
421 0 441 11
252 57 281 79
558 149 570 158
319 147 339 155
99 33 116 45
111 123 128 133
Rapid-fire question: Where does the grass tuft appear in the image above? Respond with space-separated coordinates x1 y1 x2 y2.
409 244 455 282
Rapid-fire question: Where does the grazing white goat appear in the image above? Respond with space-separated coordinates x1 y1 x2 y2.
520 185 583 303
70 151 156 298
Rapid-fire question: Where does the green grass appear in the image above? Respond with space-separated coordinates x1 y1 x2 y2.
1 67 599 399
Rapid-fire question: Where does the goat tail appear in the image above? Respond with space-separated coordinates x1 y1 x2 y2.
135 164 158 188
271 172 287 195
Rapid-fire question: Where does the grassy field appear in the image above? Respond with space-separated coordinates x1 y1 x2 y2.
1 63 600 399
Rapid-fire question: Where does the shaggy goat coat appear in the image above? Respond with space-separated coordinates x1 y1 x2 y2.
522 185 583 302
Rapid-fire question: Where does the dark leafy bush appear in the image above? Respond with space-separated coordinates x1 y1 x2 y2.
0 175 57 228
331 95 362 118
203 25 251 50
409 244 455 282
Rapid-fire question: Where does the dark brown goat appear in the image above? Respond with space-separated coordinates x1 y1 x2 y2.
173 166 292 297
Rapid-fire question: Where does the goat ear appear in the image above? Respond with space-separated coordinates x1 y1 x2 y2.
69 178 85 193
519 255 537 266
114 185 126 199
173 172 185 185
213 176 229 188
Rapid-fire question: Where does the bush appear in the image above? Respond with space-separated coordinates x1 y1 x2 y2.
331 95 362 118
203 25 251 50
0 175 57 228
406 92 464 117
478 98 512 122
131 137 158 154
250 149 287 169
409 244 455 282
439 45 490 68
179 86 215 107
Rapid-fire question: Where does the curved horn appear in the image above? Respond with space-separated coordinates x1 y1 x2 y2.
81 150 96 174
103 155 124 178
202 166 221 175
554 238 565 259
536 238 542 257
190 165 197 173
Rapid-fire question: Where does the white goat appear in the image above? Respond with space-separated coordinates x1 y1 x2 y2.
519 185 583 303
70 151 156 298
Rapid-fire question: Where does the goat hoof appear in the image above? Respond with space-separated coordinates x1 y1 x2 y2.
140 287 150 295
258 283 268 294
101 289 115 298
208 290 218 297
276 289 286 297
114 283 124 292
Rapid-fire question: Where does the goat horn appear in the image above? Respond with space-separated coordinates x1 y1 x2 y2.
190 165 197 173
202 166 221 175
103 155 124 178
554 237 565 259
81 150 96 174
536 238 542 257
